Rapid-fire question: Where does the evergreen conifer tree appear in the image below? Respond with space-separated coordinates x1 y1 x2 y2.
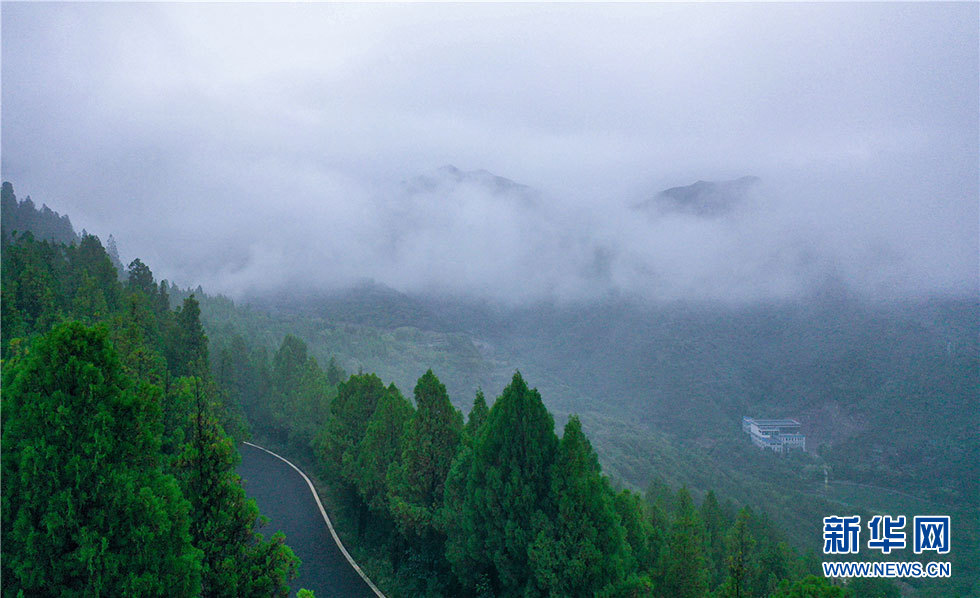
465 389 489 436
662 487 709 598
700 490 729 587
529 416 630 596
348 384 414 514
1 323 202 597
170 294 209 377
719 508 756 598
388 370 463 534
448 372 559 597
172 377 299 597
316 373 387 478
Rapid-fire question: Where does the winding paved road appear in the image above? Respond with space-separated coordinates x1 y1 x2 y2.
237 442 383 598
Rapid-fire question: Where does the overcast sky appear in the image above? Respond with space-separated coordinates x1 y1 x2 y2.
2 3 977 303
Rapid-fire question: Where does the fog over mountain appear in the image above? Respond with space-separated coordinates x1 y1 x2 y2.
2 3 976 304
636 176 760 218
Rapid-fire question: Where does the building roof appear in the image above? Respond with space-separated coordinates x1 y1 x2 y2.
744 417 801 428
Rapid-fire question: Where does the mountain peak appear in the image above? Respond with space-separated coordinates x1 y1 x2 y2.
634 175 760 218
404 166 535 203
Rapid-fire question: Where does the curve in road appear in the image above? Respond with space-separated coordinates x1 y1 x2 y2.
237 442 385 598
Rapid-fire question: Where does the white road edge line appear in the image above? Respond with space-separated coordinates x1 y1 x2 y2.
242 441 386 598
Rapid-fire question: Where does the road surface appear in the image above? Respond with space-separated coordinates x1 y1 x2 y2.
237 442 383 598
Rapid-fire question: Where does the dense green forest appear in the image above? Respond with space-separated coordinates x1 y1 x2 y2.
2 182 973 597
200 288 978 596
249 284 978 509
1 184 298 596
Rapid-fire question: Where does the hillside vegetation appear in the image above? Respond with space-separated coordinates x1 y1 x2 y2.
4 182 975 597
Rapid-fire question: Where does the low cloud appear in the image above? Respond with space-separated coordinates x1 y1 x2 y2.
2 3 976 304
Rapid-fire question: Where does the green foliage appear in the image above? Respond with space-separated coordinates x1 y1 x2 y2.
1 233 64 341
849 578 900 598
662 487 709 598
273 335 309 398
128 257 156 296
326 355 346 386
599 573 656 597
1 181 78 246
465 389 489 436
109 292 169 388
268 335 333 448
1 323 203 597
348 384 414 514
529 416 630 596
380 371 463 593
700 490 729 587
718 508 756 598
170 295 209 377
214 333 273 437
171 377 299 597
447 372 559 596
770 576 852 598
388 370 463 533
316 372 387 484
294 363 862 597
613 489 659 576
0 199 301 597
71 271 111 324
73 234 122 312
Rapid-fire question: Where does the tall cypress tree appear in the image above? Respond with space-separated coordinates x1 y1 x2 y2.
465 389 489 436
386 371 463 593
127 258 156 296
662 487 709 598
442 391 489 595
529 416 630 596
273 335 308 398
1 323 202 597
614 489 657 575
316 373 387 479
73 234 120 310
270 334 311 437
448 372 559 597
718 507 756 598
389 370 463 533
700 490 729 587
170 294 208 377
172 377 299 597
348 384 414 514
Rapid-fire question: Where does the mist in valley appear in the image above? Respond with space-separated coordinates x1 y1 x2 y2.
2 2 976 309
3 4 979 595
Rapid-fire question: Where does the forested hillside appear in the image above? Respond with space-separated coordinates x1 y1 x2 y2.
1 181 77 246
3 183 973 597
206 285 980 597
1 185 299 597
244 282 979 500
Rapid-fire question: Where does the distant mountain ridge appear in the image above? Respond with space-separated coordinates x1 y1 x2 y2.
404 164 536 205
1 181 124 273
635 175 761 217
1 181 79 246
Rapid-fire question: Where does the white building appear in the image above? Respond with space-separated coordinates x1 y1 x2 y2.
741 417 806 453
